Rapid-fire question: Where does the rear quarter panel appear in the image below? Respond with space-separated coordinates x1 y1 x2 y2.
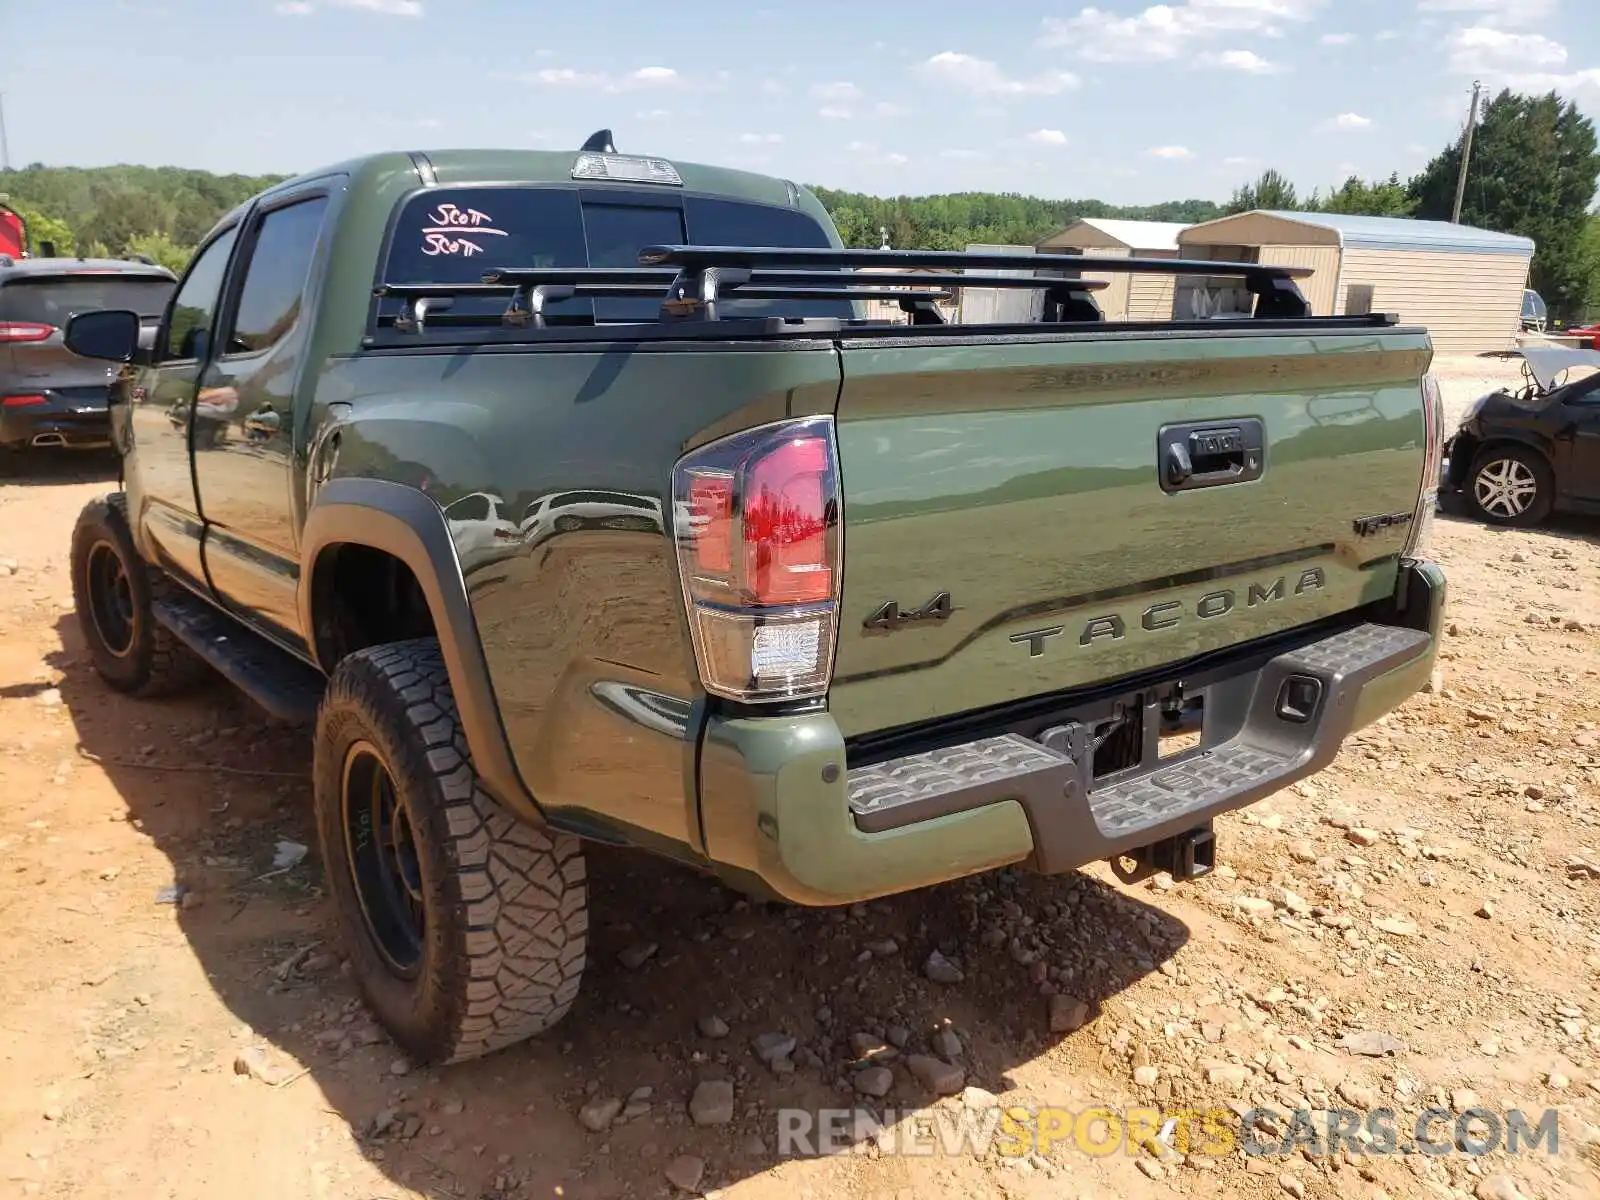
313 342 840 855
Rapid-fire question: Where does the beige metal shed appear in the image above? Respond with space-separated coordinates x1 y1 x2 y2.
1037 218 1189 321
1175 210 1535 353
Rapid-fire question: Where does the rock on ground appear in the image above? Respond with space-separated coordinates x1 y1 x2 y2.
689 1079 734 1127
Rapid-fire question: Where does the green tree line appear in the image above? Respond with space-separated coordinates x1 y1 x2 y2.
3 86 1596 316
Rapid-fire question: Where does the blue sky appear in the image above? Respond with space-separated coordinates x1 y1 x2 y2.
4 0 1598 205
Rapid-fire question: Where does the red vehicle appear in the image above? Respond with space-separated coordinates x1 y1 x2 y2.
1566 323 1600 351
0 204 26 259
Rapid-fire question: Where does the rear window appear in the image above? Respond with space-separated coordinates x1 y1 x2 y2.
381 185 848 325
1 275 174 326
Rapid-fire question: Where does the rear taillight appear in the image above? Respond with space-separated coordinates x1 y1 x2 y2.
0 322 54 343
1 393 47 407
1403 372 1444 563
673 415 842 703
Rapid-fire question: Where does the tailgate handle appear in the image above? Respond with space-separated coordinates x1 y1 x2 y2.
1158 420 1265 493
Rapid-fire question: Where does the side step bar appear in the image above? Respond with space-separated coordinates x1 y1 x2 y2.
152 592 327 724
845 622 1432 876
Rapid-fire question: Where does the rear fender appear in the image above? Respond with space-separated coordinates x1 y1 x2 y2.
299 476 542 824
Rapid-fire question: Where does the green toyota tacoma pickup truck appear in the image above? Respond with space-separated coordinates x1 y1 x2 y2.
61 131 1446 1066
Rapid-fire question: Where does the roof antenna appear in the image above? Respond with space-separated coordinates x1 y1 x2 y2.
581 128 616 154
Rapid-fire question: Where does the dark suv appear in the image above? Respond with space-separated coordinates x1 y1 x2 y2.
1 256 176 456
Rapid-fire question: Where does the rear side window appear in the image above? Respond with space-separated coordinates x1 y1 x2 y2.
380 185 847 326
445 494 494 521
226 196 329 355
0 275 175 327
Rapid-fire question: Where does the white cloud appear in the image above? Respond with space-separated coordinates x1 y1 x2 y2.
760 79 788 97
527 67 608 87
1482 66 1600 97
739 132 784 145
1375 29 1401 41
919 51 1079 96
1319 112 1374 131
636 108 671 121
518 65 683 93
1147 145 1195 160
629 66 680 85
811 81 862 101
1416 0 1556 29
846 140 877 153
1320 32 1356 45
336 0 423 12
1040 1 1320 63
1026 128 1070 146
1441 24 1600 98
1223 154 1259 166
818 105 853 120
1196 49 1282 73
874 101 913 117
283 0 424 13
1447 26 1568 73
885 152 909 166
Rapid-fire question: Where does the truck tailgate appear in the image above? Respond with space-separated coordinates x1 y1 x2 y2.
827 330 1432 737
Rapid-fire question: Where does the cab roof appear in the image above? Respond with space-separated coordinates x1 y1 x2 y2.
257 144 808 211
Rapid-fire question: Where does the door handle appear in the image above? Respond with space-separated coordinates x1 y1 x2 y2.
1158 419 1265 493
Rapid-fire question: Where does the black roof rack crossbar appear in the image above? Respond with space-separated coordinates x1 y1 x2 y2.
473 266 1111 292
377 279 954 332
638 244 1315 278
379 268 1102 330
641 244 1312 320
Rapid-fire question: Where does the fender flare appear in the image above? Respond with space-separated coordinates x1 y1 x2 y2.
298 476 543 825
1466 431 1556 471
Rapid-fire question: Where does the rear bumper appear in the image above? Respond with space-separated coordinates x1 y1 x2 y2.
698 560 1444 906
0 394 112 450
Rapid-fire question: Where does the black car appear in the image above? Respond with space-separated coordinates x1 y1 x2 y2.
0 255 176 457
1440 348 1600 527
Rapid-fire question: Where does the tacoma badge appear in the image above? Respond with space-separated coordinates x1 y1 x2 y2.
864 591 953 633
1352 511 1415 537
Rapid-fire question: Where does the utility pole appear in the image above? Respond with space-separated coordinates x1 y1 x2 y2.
1451 79 1482 225
0 93 9 172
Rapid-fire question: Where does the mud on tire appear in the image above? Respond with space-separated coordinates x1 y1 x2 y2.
314 638 587 1065
69 493 209 697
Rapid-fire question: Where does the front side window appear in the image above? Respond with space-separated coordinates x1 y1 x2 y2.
226 196 329 355
164 227 239 361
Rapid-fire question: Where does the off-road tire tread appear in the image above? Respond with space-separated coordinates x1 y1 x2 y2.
71 493 208 697
316 638 587 1065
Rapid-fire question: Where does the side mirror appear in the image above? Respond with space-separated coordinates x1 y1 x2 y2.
65 309 141 362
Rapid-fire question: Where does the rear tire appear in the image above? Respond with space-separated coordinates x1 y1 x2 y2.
1467 445 1553 527
69 494 208 697
314 639 588 1064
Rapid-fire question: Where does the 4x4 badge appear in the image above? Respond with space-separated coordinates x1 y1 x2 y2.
864 592 953 633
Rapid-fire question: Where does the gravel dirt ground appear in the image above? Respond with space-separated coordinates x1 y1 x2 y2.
3 356 1599 1200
